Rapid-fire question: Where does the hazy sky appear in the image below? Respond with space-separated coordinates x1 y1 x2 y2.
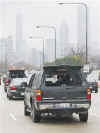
0 0 84 50
0 0 100 51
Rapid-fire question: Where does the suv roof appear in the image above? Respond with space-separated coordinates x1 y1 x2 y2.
43 65 83 72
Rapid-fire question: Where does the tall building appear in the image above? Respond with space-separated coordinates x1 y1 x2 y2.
0 36 16 68
45 39 55 63
16 11 23 58
27 48 41 67
0 39 7 73
31 48 38 67
6 36 15 65
0 0 7 38
0 38 7 63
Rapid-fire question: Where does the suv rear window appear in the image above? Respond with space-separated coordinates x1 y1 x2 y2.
44 69 82 86
9 70 26 78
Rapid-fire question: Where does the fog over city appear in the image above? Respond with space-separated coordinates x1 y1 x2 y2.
0 0 100 69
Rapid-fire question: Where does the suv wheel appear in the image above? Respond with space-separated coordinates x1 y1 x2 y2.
32 106 40 123
7 94 11 100
4 87 7 92
24 104 30 116
79 112 88 122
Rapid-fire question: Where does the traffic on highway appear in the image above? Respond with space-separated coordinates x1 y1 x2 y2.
0 69 100 133
0 0 100 133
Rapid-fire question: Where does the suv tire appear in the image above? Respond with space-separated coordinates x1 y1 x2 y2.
7 94 11 100
32 106 40 123
79 112 88 122
24 104 30 116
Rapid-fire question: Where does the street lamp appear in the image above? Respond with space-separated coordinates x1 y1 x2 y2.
36 25 57 62
29 36 45 66
57 2 88 64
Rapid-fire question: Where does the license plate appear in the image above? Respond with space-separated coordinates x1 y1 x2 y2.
21 93 24 96
54 103 70 109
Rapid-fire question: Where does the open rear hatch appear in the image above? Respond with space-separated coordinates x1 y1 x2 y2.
41 65 87 101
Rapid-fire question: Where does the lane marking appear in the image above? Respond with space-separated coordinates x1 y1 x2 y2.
9 113 16 121
90 112 100 118
1 99 5 104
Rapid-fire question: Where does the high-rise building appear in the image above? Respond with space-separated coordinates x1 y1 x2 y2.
31 48 38 66
0 36 16 68
16 11 23 57
6 36 15 65
45 39 55 63
27 48 41 67
0 39 7 63
0 0 7 38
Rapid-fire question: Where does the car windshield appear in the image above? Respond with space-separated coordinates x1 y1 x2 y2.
10 79 26 86
9 70 26 78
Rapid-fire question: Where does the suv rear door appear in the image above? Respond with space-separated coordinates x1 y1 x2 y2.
41 66 88 102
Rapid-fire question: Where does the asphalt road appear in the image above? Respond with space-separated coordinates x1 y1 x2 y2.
0 83 100 133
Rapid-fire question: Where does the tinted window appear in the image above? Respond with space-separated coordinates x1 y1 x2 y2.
9 70 26 78
32 73 42 89
44 70 82 86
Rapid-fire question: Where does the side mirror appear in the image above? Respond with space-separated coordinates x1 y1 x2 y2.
21 82 27 87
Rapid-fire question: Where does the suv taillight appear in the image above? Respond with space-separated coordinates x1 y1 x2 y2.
6 79 8 82
10 86 16 90
96 82 98 87
35 90 42 101
87 88 91 100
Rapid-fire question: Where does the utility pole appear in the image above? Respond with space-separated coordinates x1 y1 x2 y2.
36 25 57 62
58 2 88 64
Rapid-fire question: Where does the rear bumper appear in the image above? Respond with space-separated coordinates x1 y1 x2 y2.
8 91 24 98
36 100 91 113
4 85 8 91
39 103 90 110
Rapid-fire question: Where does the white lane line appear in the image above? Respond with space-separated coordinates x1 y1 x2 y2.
89 108 100 118
1 99 5 104
90 112 100 118
9 113 17 121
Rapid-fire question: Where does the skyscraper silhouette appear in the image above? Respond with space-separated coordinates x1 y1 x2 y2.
16 10 23 58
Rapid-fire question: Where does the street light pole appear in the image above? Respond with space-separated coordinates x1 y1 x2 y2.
58 2 88 64
29 36 45 66
36 25 57 62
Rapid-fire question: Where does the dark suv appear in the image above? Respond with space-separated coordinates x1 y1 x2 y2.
24 65 91 123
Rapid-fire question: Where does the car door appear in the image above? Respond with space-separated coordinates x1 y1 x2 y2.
31 72 42 101
25 75 34 107
27 74 35 108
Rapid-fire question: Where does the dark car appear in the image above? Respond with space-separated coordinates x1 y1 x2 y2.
24 65 91 123
86 72 98 93
5 69 26 92
88 81 98 93
4 77 11 92
0 77 1 85
7 78 27 100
